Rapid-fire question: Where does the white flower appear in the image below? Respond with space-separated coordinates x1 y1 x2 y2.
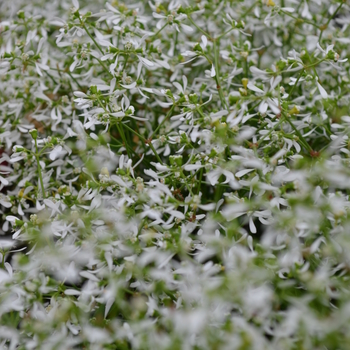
247 76 281 115
316 78 328 99
152 12 193 33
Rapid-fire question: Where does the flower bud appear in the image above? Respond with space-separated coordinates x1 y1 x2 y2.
29 129 38 140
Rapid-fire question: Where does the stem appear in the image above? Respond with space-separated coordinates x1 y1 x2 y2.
244 58 248 78
96 97 133 158
179 167 202 192
196 106 206 120
305 58 326 69
50 66 86 90
116 122 132 159
153 22 168 37
257 118 284 147
281 10 320 28
151 104 175 137
242 1 258 17
213 40 228 110
110 131 145 163
275 59 325 76
319 1 344 41
216 28 234 40
289 68 304 96
44 70 59 86
35 139 46 199
79 18 113 77
197 167 203 194
94 56 113 78
247 101 262 115
181 172 193 195
283 113 313 152
66 70 84 90
80 18 104 55
122 123 164 164
187 15 212 39
174 30 178 55
138 218 147 235
122 54 129 71
38 145 50 157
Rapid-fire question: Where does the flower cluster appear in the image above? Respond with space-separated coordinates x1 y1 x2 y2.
1 0 350 348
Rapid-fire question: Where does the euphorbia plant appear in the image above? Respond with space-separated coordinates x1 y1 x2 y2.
1 0 350 348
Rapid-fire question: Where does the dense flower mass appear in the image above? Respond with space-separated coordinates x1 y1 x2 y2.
1 0 350 348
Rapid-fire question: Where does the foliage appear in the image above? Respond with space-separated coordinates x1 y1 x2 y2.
1 0 350 348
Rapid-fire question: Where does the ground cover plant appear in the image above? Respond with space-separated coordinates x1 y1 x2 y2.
1 0 350 348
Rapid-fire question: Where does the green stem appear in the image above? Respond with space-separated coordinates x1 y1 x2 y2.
242 1 258 17
305 58 326 69
151 104 175 137
196 106 206 120
38 145 50 157
79 19 113 77
197 167 203 194
44 70 59 86
181 172 193 195
276 59 325 75
174 30 178 55
138 218 147 235
96 97 133 158
122 123 164 164
153 22 168 37
319 1 344 41
187 15 212 39
244 58 248 78
283 114 313 152
94 56 113 77
122 54 129 71
216 28 234 40
50 66 85 90
35 139 46 199
66 70 84 90
289 68 304 97
213 40 228 110
280 10 320 28
257 118 284 147
116 122 132 159
80 19 104 55
179 167 202 191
